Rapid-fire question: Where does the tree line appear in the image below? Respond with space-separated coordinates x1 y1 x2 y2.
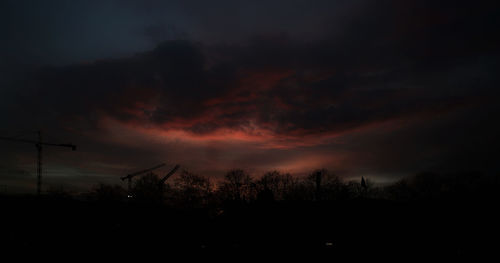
84 169 497 207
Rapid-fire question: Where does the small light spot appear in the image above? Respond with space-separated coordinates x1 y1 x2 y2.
325 242 333 246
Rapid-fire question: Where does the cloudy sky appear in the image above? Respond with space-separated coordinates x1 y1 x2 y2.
0 0 499 193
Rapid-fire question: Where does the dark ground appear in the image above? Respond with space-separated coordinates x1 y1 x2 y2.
1 195 498 260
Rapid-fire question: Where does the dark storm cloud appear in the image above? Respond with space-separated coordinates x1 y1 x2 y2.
28 0 499 139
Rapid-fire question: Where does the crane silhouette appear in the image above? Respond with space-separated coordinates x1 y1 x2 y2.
121 163 180 198
0 130 76 196
159 164 180 185
121 163 166 197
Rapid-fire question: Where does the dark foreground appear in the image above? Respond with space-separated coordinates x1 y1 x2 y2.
1 195 498 260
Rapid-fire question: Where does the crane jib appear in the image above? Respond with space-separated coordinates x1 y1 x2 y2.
121 163 166 180
0 132 76 196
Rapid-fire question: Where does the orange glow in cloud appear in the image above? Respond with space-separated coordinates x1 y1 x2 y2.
269 153 347 175
72 101 465 179
96 111 411 151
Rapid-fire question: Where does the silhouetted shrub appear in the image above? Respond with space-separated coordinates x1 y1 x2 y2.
90 183 127 203
382 171 499 201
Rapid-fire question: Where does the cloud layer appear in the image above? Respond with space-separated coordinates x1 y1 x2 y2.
1 0 499 192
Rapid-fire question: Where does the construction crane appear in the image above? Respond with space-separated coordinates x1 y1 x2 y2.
121 163 166 197
159 164 180 185
0 130 76 196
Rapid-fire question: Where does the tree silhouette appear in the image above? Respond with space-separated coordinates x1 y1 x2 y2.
382 171 498 201
132 172 166 204
172 170 212 207
256 170 296 201
90 183 126 203
306 169 343 201
219 169 254 202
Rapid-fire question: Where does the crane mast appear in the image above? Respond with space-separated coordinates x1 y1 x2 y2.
37 131 42 196
0 130 76 196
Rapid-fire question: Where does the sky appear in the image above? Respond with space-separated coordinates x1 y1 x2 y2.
0 0 499 193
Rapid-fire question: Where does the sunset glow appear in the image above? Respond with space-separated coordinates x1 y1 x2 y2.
0 0 498 192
